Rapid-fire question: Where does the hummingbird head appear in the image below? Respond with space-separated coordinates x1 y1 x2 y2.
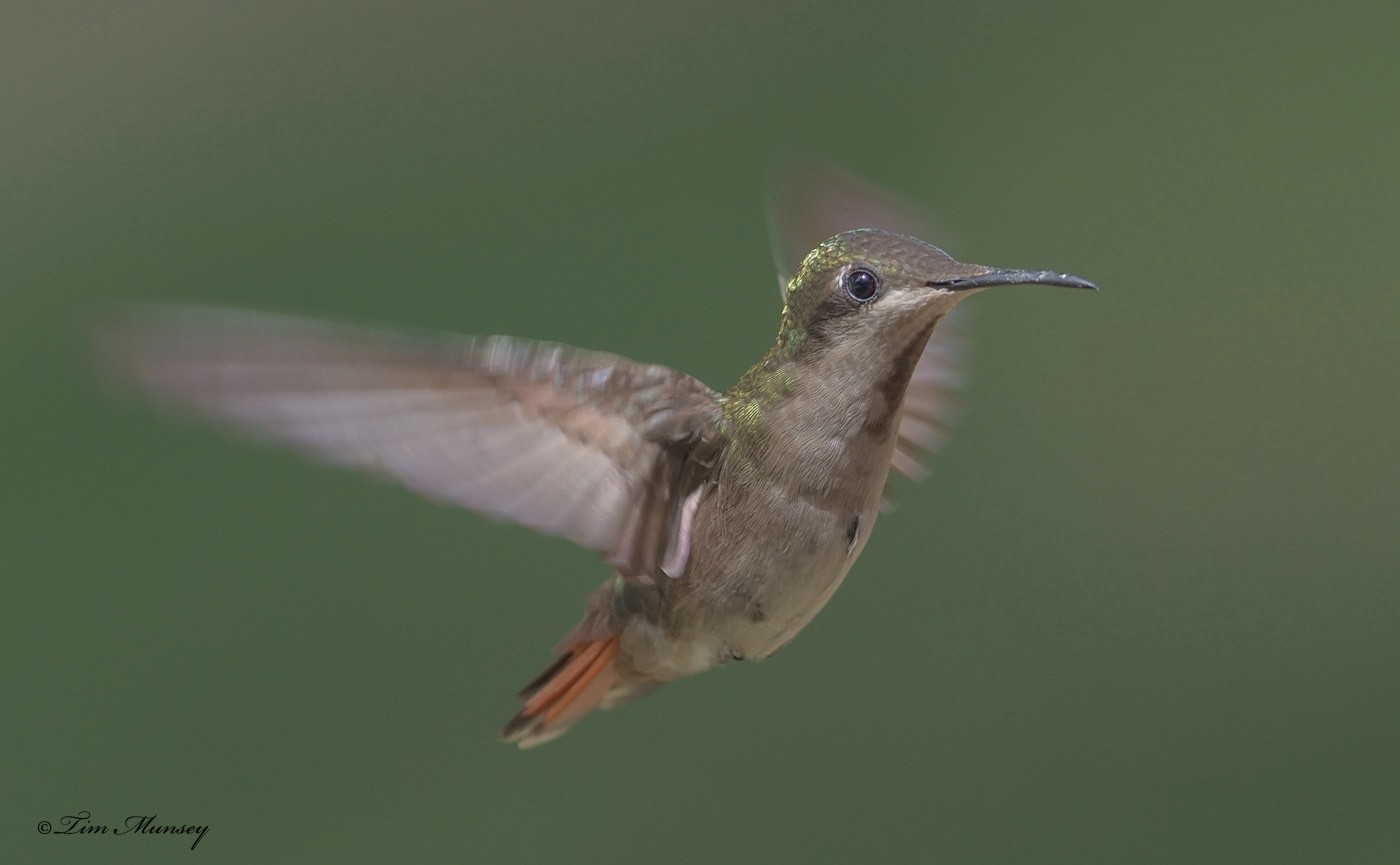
779 228 1096 352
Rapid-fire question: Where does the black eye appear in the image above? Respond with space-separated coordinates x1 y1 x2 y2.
844 268 880 302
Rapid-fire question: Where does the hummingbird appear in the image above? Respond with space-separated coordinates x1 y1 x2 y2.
98 167 1095 748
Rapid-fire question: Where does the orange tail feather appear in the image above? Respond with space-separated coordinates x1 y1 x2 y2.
500 637 621 748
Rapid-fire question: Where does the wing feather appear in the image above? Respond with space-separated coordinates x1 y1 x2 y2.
889 305 970 485
99 306 723 582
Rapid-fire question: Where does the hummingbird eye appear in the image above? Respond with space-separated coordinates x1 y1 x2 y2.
844 268 880 303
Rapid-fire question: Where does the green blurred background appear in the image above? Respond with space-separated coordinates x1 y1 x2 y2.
5 1 1398 863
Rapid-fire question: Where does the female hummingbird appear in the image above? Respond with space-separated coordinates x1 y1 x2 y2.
99 168 1094 747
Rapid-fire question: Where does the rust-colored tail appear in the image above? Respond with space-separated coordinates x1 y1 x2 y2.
500 637 621 748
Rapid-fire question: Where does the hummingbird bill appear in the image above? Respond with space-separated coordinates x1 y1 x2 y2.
98 166 1095 748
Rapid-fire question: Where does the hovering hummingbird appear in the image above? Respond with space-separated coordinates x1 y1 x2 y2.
98 166 1095 747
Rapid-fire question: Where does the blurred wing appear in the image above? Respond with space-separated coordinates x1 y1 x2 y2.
765 158 959 294
889 307 971 486
764 159 971 490
99 306 724 583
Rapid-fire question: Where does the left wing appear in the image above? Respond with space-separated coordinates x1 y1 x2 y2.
97 305 725 583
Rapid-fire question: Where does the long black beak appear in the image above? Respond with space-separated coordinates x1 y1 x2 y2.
932 268 1098 291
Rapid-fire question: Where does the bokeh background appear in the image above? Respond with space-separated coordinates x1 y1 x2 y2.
5 2 1398 863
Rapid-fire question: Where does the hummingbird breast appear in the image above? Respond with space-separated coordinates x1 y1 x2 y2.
618 406 899 679
600 337 925 685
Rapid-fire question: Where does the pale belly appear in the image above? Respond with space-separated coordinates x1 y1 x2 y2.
724 543 860 659
620 479 884 681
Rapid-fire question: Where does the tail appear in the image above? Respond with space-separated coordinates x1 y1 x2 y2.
500 637 622 748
